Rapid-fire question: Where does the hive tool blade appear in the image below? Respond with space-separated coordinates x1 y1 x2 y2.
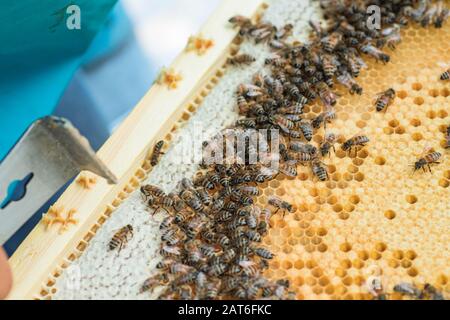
0 116 117 245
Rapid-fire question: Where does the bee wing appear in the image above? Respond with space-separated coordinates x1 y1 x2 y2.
412 144 432 158
110 225 126 234
436 61 450 69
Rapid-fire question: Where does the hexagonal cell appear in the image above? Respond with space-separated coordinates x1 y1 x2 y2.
374 156 386 165
413 97 424 105
411 132 423 141
439 179 449 188
395 126 405 134
397 90 408 99
393 250 404 260
428 89 439 97
384 209 396 220
407 267 419 277
406 194 418 204
410 118 421 127
411 83 422 91
340 243 352 253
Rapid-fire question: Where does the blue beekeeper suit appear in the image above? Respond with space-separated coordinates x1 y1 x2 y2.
0 0 121 160
0 1 156 255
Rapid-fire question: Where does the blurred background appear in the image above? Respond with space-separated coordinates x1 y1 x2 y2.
57 0 222 144
1 0 220 254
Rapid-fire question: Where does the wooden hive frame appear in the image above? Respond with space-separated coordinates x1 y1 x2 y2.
7 0 267 299
8 0 450 300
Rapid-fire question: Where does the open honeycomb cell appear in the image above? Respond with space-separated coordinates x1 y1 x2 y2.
259 23 450 299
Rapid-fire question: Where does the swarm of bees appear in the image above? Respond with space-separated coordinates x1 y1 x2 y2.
111 0 449 300
137 160 295 299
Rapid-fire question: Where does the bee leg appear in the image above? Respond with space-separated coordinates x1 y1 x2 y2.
427 164 432 173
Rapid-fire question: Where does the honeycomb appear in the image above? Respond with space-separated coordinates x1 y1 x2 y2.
36 0 449 300
256 24 450 299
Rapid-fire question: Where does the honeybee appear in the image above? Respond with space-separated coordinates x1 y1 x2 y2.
160 216 175 229
147 194 176 214
253 247 274 259
209 262 227 276
251 22 276 43
229 15 253 36
140 273 169 293
268 196 294 216
205 280 221 300
269 39 288 50
359 44 390 63
177 285 193 300
336 71 362 94
196 187 212 206
379 25 402 49
316 81 338 107
311 159 328 181
109 224 133 252
275 23 293 40
320 53 338 80
374 88 396 112
341 135 369 155
265 56 285 67
420 3 439 27
289 141 317 155
236 94 250 114
162 226 185 245
412 148 441 173
321 31 343 52
298 121 313 141
160 245 182 258
367 276 384 299
228 54 256 65
200 243 221 258
311 110 336 129
150 140 165 166
345 50 366 77
174 210 193 224
246 214 258 229
423 283 444 300
216 233 230 247
393 282 422 299
180 189 204 212
279 160 298 178
320 132 336 157
238 84 263 98
246 230 262 242
229 15 251 28
141 184 165 199
440 68 450 80
202 172 219 190
435 3 449 28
